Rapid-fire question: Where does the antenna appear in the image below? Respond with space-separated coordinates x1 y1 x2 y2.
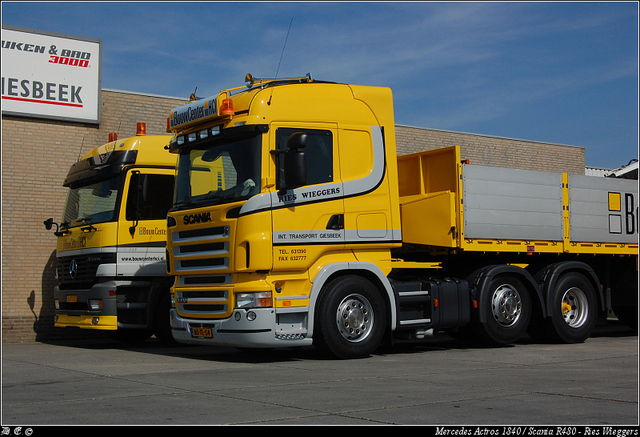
76 136 85 162
268 17 293 105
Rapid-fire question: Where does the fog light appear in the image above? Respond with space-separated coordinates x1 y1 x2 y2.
92 317 100 325
88 299 102 310
246 311 256 321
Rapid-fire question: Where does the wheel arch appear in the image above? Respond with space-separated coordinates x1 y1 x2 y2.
468 264 545 324
307 262 397 339
535 261 604 318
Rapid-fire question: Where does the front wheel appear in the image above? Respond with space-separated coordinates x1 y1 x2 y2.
476 276 531 344
542 273 597 343
314 275 387 359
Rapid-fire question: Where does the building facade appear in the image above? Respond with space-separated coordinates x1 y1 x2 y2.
1 89 585 343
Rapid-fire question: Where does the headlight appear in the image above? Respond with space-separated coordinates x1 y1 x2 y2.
235 292 272 309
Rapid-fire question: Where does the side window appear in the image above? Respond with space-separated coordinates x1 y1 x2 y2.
276 128 333 190
126 173 175 221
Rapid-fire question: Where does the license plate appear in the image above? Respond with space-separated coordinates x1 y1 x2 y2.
191 327 213 338
66 295 78 303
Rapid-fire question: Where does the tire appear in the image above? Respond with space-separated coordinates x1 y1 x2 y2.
314 275 387 359
153 289 180 346
476 276 531 344
542 272 597 343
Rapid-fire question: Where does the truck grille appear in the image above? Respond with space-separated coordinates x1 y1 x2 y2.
172 225 234 319
171 225 231 273
57 253 117 290
176 288 230 317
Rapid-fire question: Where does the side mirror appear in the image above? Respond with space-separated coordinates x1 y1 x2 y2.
283 133 307 190
43 218 58 231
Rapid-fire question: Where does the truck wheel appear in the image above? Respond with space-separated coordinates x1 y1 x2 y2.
153 289 179 346
477 276 531 344
314 275 387 359
543 273 597 343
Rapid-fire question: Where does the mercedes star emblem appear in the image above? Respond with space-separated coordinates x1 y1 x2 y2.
69 260 78 279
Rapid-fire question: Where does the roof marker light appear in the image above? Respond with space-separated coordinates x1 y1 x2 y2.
220 98 234 116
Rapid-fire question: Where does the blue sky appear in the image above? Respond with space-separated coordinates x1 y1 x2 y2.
2 2 638 169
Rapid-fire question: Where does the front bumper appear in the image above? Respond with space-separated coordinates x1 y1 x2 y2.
54 281 119 330
170 307 313 348
55 314 118 330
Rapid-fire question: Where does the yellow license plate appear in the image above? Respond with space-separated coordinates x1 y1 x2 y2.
192 327 213 338
66 295 78 303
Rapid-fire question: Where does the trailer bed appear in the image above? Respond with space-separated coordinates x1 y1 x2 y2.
398 146 638 255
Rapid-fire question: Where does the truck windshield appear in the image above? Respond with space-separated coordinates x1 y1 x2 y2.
174 133 262 209
62 176 122 228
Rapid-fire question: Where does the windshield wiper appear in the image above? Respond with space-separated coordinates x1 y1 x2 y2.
173 198 193 210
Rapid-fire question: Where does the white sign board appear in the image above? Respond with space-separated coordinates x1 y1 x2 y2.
2 26 101 124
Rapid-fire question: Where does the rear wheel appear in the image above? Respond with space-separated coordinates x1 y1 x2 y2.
542 273 597 343
314 275 387 359
476 276 531 344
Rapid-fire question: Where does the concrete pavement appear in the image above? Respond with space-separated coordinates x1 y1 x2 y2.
1 322 637 426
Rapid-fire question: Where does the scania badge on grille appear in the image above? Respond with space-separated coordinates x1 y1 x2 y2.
69 260 78 279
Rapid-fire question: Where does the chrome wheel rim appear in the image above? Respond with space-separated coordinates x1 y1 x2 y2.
335 293 374 343
491 284 523 327
561 287 589 328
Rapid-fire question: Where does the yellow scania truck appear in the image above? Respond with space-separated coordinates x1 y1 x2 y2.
44 123 177 343
165 74 638 358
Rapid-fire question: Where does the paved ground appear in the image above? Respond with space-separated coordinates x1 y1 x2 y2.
1 322 638 426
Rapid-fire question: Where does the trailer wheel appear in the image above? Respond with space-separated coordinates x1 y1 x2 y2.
477 276 531 344
543 272 597 343
314 275 387 359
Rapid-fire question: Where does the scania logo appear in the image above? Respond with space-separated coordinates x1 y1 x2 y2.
183 212 212 225
69 260 78 279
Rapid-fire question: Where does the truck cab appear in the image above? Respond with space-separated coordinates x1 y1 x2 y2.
166 76 403 353
46 125 177 343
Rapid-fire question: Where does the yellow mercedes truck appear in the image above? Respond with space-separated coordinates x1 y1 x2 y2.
44 124 177 343
165 75 638 358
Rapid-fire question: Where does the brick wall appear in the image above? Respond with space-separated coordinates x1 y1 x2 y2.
1 91 585 343
1 89 184 343
396 125 585 174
